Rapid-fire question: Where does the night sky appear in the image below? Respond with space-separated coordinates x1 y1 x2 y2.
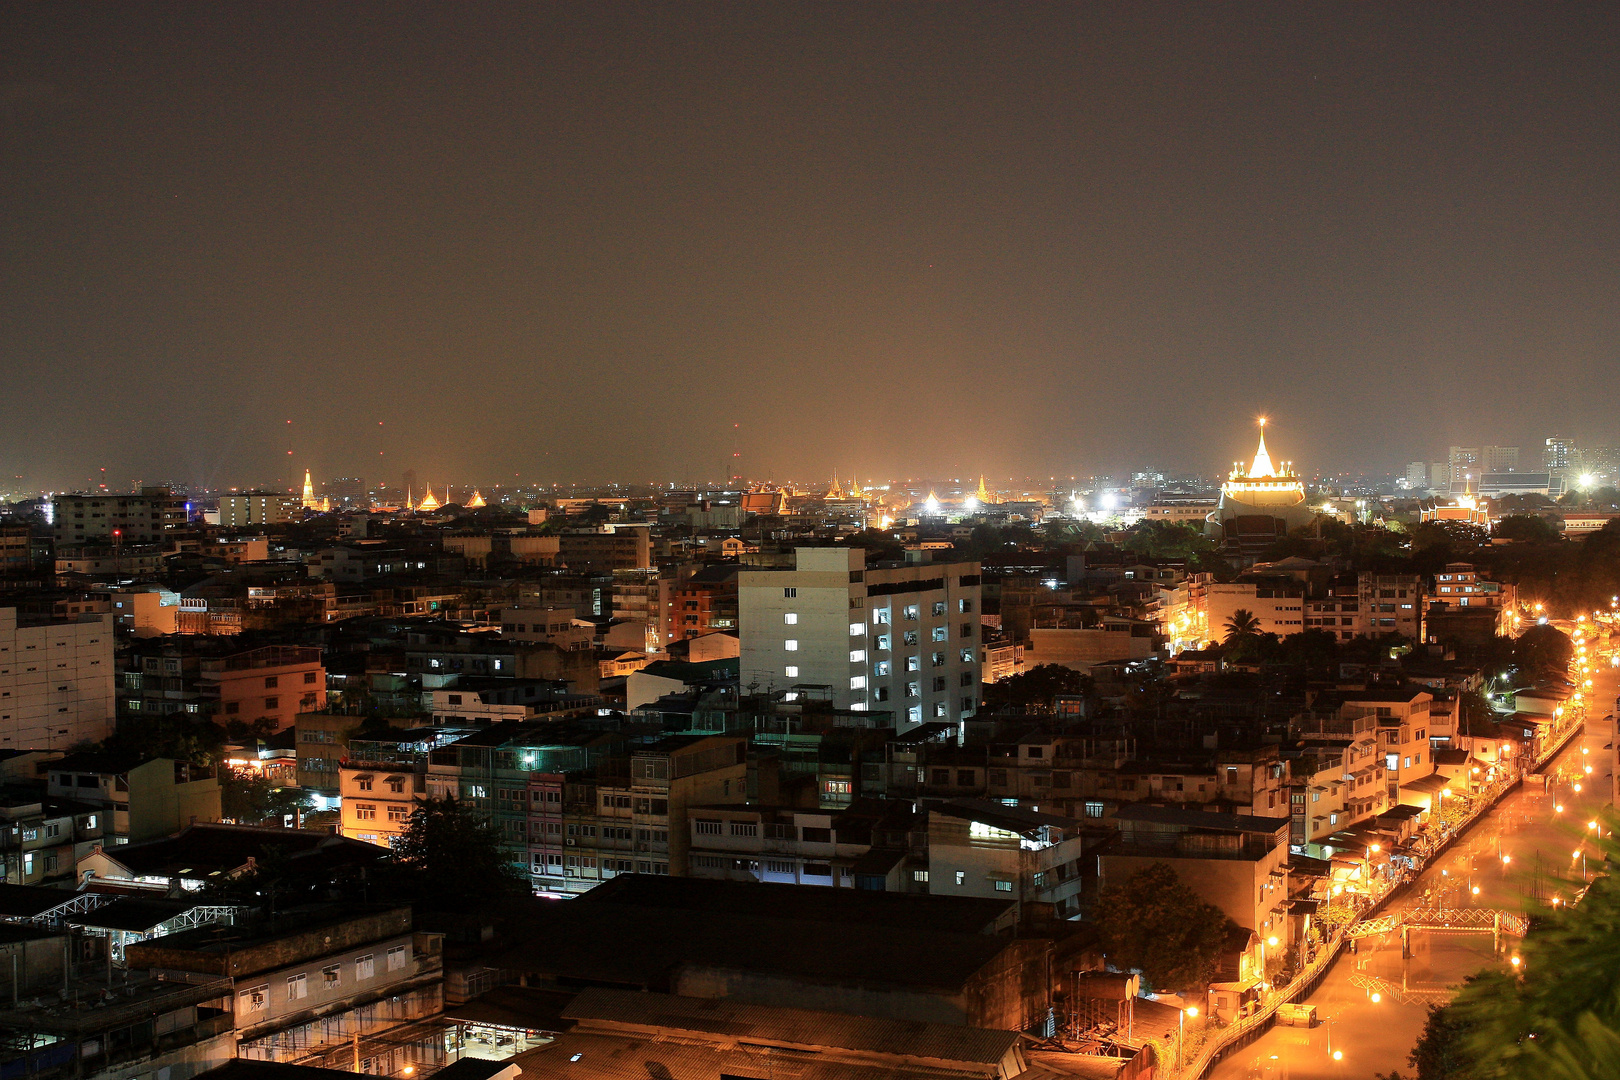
3 3 1617 491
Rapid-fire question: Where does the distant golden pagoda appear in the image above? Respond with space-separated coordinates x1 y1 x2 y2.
974 475 997 504
301 469 318 510
826 473 845 500
1221 419 1305 507
848 476 864 499
466 489 487 509
416 485 441 512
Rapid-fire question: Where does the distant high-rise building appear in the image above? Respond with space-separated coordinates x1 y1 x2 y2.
1447 447 1480 495
324 477 367 505
1580 448 1620 487
1405 462 1428 489
1481 445 1520 472
1430 462 1450 492
218 492 301 529
1545 437 1578 496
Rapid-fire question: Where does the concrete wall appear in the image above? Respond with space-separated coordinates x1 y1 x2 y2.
1023 627 1152 672
0 610 115 750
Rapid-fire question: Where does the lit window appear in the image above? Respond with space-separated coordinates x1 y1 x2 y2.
783 613 798 625
785 666 799 678
849 622 865 636
850 676 866 690
784 639 798 652
849 649 865 663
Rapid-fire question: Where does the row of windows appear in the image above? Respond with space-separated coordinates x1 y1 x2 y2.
352 804 410 823
242 947 408 1011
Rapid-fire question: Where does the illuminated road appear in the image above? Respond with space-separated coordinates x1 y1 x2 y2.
1208 627 1617 1080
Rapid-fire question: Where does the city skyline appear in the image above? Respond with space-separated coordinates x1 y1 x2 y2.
4 3 1618 485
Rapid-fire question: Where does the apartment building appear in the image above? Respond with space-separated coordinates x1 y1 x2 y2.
738 547 982 729
1349 687 1436 805
1286 708 1387 856
497 606 593 650
1100 805 1292 951
45 753 220 842
0 607 115 748
662 563 740 644
51 488 187 545
201 645 326 731
558 528 652 572
1428 562 1517 630
339 732 440 847
0 791 107 883
217 492 302 529
685 802 909 889
1203 577 1305 639
921 801 1090 919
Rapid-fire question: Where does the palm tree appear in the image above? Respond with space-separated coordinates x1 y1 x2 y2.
1224 609 1261 643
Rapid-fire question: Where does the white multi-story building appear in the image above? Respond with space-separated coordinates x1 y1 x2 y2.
0 608 115 749
739 547 981 730
218 492 302 529
51 488 187 545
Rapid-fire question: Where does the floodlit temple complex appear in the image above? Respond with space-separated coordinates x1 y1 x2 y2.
1207 419 1319 558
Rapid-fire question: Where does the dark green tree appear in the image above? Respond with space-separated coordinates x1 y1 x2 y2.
1091 862 1236 992
1494 515 1562 544
221 767 312 826
981 664 1087 713
379 796 528 912
1514 624 1573 682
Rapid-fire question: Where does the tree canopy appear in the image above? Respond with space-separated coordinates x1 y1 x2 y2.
378 796 529 912
981 664 1088 713
221 767 311 827
1091 862 1237 992
1513 624 1573 683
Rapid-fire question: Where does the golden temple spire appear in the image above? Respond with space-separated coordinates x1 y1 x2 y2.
417 484 440 512
975 475 993 503
301 469 317 509
467 489 487 509
826 472 845 500
1249 418 1277 478
849 475 864 499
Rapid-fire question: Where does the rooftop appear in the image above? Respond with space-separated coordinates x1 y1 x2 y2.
1110 805 1291 835
563 987 1021 1066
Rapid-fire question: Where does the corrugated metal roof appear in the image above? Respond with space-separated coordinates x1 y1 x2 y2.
564 988 1019 1067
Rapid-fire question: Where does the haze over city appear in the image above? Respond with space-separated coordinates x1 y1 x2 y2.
4 3 1619 491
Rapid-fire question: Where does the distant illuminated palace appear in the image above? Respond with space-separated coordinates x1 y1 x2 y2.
1207 419 1318 552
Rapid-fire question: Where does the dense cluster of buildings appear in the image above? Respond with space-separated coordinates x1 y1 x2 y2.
0 425 1596 1080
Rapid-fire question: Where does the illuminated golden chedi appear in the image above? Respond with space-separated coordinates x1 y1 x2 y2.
1221 419 1306 508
